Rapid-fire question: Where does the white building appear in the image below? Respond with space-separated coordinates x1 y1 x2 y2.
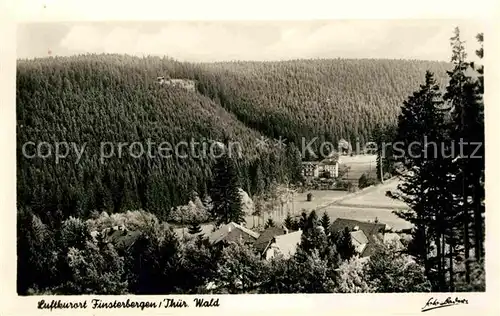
263 230 303 260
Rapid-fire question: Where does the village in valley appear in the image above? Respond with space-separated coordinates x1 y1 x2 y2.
168 151 411 255
16 22 484 295
89 149 416 292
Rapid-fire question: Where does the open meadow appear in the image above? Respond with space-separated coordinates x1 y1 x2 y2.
241 177 412 231
319 178 411 231
291 190 350 213
334 178 408 209
339 154 378 184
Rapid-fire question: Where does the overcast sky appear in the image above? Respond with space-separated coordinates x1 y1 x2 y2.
17 20 483 62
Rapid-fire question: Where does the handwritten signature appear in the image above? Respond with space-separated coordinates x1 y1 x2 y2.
421 297 469 312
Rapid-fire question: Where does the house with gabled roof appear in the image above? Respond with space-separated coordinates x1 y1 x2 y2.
208 222 260 246
330 218 390 258
253 226 289 257
263 230 303 260
318 155 341 178
349 229 369 254
302 154 341 179
91 225 142 251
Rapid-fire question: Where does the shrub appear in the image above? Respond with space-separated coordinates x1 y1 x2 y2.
168 200 210 224
334 258 374 293
358 173 377 189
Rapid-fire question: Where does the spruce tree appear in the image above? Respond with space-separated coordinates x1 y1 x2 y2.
298 210 308 231
444 27 471 287
210 154 245 226
284 213 295 230
296 211 340 271
374 124 397 181
306 210 318 233
264 218 276 229
285 143 304 183
252 163 266 195
443 27 485 286
337 227 356 261
320 211 331 232
470 33 485 263
394 71 456 291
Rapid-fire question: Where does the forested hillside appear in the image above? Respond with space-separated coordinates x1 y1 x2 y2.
17 55 301 222
196 59 451 147
17 55 450 221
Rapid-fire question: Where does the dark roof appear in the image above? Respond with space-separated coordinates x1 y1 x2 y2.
330 218 386 257
104 229 142 249
253 226 287 253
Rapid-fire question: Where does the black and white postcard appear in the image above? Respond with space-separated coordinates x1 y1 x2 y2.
0 0 498 315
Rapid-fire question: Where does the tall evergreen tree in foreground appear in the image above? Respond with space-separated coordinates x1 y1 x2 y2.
210 153 245 226
443 28 485 285
395 71 456 291
395 28 485 291
470 32 485 264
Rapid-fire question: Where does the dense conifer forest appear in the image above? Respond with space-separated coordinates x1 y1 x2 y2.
198 59 451 146
17 55 451 222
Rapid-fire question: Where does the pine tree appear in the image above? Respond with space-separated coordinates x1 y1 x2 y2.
443 27 484 286
337 227 356 261
251 162 266 195
320 212 331 232
306 210 318 233
470 33 485 263
298 210 308 231
284 213 295 230
210 154 245 226
394 71 457 291
285 143 304 184
444 27 471 287
264 218 276 229
374 124 397 181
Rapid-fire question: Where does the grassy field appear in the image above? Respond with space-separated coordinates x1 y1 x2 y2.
243 189 350 228
334 178 408 209
291 190 350 213
339 154 378 184
243 178 411 231
175 174 412 234
318 178 411 231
